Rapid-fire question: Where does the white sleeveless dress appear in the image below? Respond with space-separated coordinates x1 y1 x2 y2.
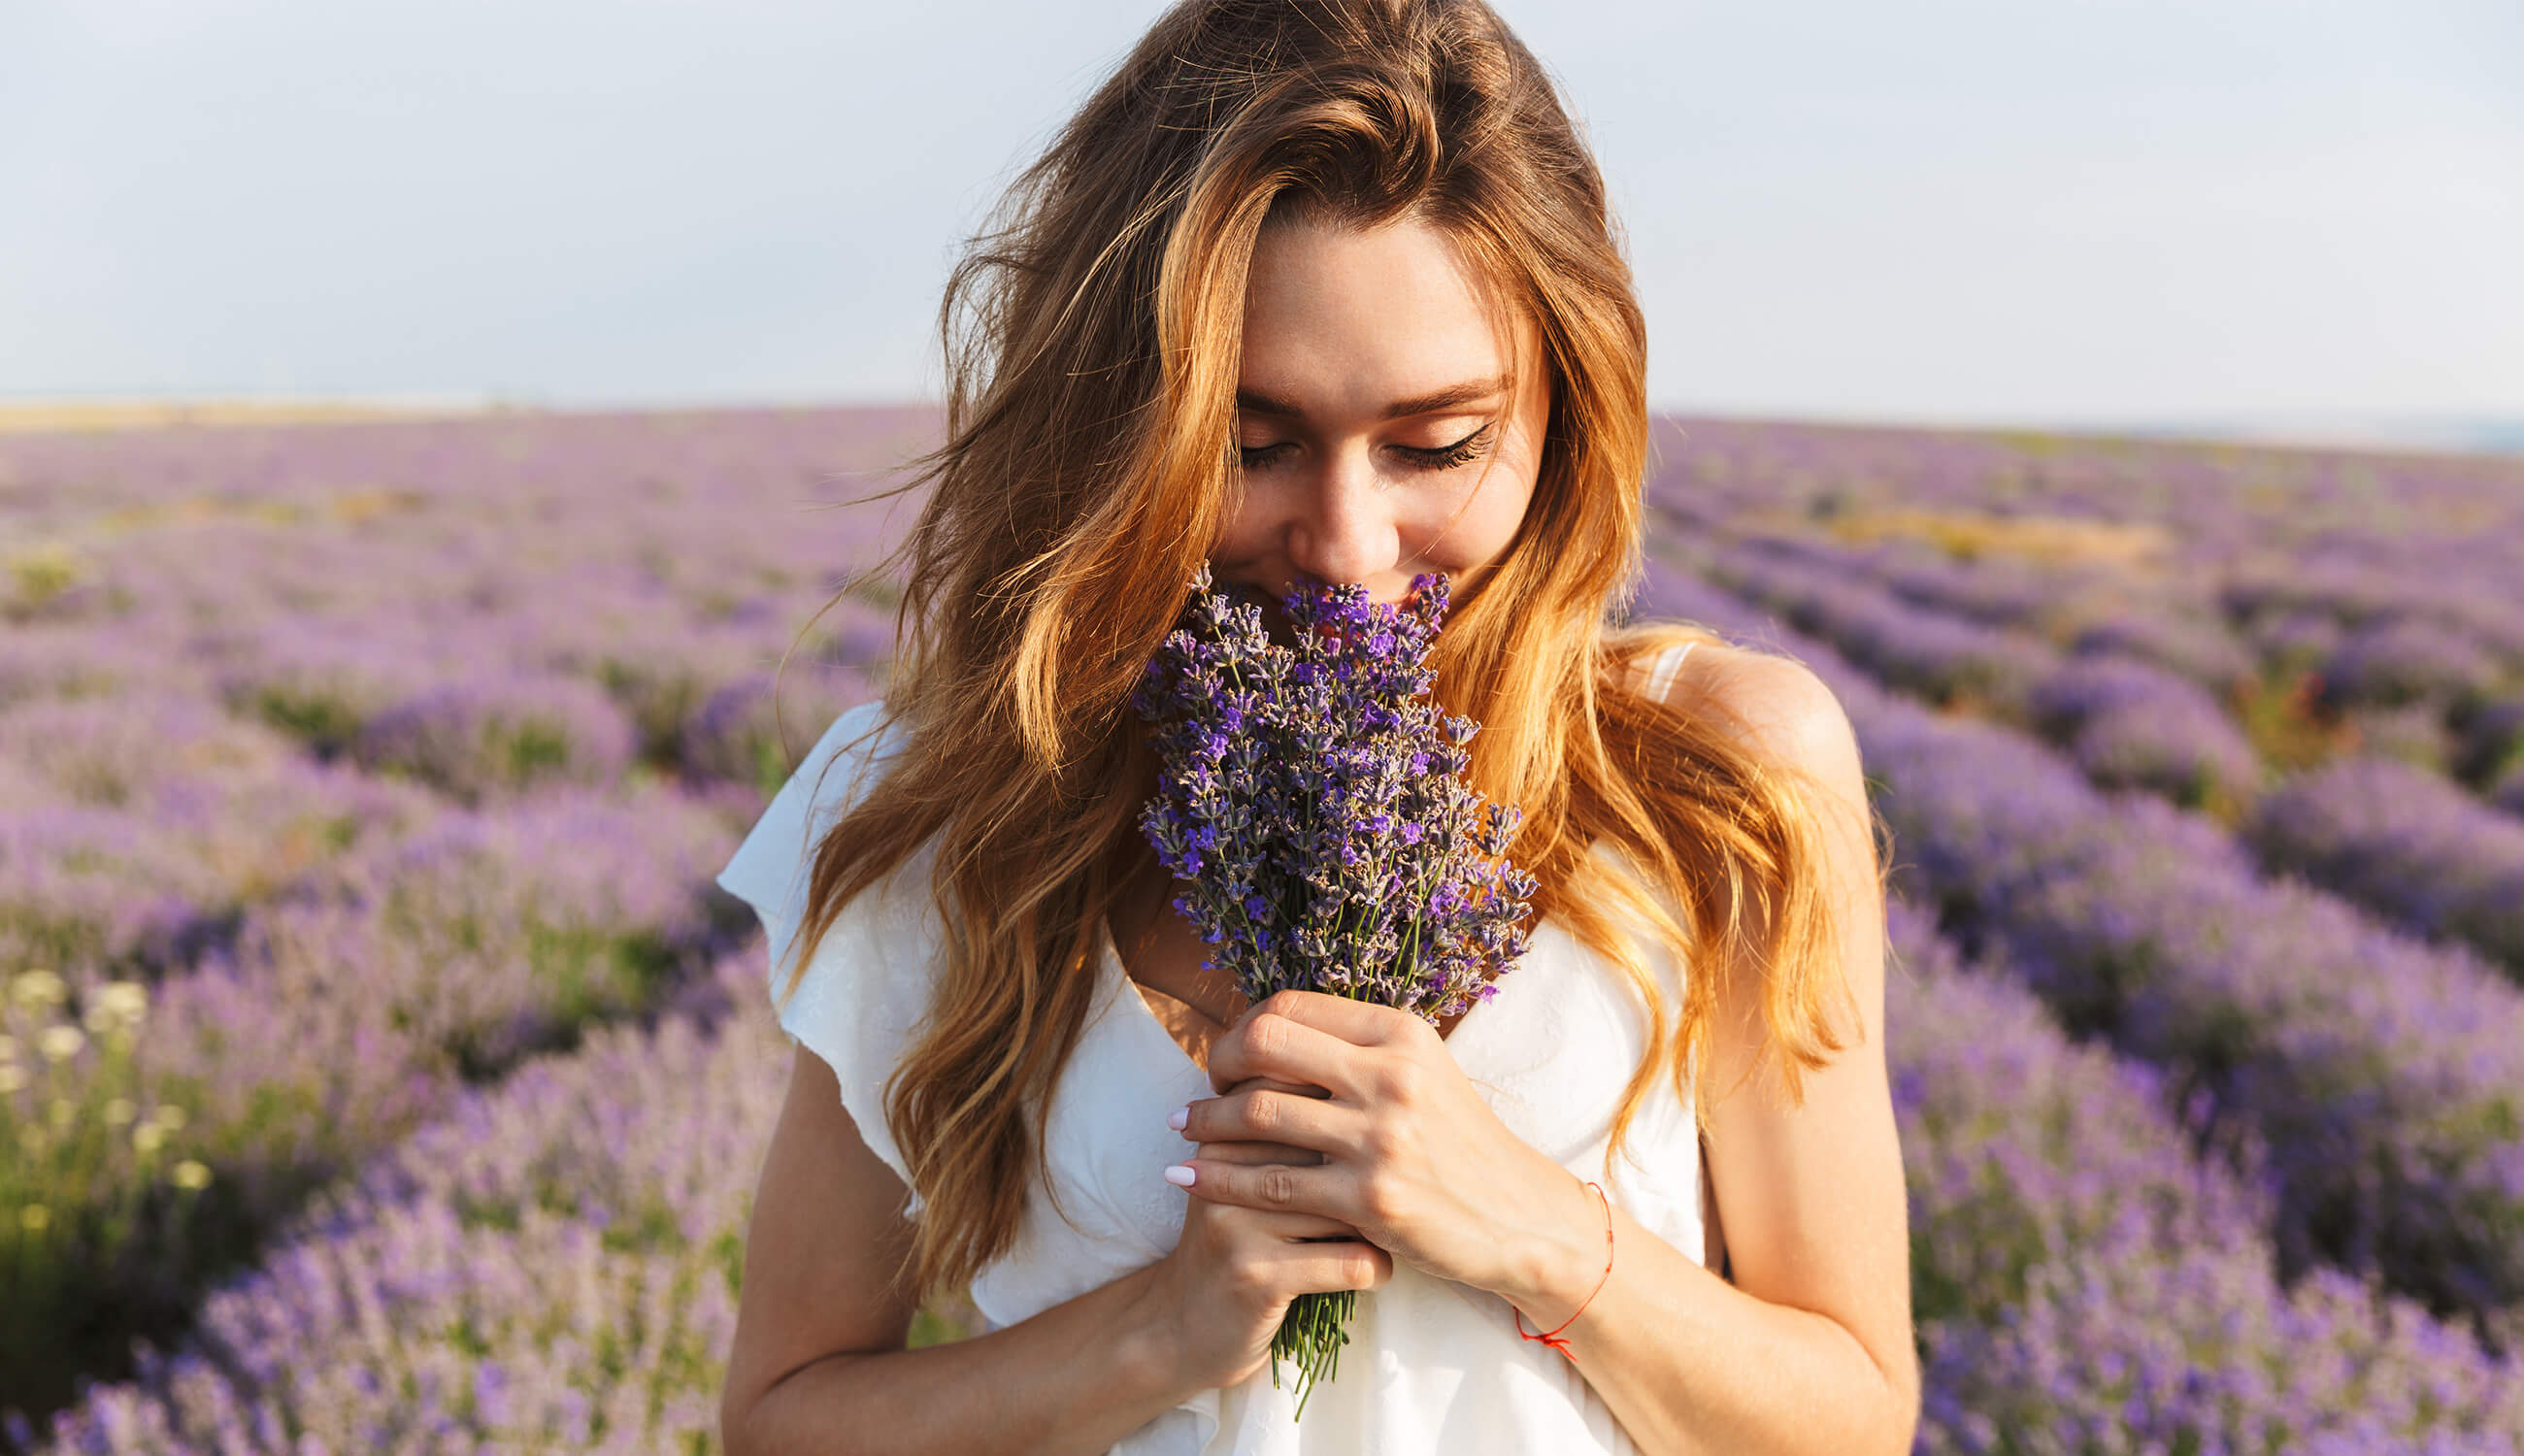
714 643 1707 1455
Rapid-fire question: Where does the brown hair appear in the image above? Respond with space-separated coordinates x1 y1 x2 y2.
779 0 1876 1310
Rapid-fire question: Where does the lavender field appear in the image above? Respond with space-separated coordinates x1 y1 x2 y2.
3 407 2522 1452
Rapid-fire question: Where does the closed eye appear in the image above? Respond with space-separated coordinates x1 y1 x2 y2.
1237 422 1496 474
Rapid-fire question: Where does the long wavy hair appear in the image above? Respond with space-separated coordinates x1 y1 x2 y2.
777 0 1879 1310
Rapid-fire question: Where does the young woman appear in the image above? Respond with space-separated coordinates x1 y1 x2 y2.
716 2 1916 1451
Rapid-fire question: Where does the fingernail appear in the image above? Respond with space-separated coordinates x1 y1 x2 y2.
1167 1104 1189 1131
1164 1163 1197 1187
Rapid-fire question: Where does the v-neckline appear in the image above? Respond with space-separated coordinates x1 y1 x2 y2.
1094 913 1515 1085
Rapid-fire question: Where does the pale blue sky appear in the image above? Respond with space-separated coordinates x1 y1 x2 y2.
4 0 2519 441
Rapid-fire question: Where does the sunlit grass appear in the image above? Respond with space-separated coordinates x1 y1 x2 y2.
1815 507 2171 568
2230 668 2359 776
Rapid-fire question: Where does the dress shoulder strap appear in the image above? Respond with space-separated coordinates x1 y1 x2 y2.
1644 639 1697 704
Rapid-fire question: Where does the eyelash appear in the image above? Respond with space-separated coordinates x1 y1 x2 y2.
1236 423 1496 473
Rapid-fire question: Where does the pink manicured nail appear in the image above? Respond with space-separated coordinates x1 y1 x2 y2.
1164 1163 1197 1187
1167 1104 1189 1130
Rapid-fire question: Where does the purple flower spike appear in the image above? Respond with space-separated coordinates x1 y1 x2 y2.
1129 562 1535 1415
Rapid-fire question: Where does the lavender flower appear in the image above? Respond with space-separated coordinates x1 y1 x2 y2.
1650 557 2524 1329
2249 755 2524 972
1130 564 1537 1026
1130 562 1538 1416
2320 615 2502 711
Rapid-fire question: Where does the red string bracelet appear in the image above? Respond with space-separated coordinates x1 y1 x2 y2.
1513 1179 1613 1363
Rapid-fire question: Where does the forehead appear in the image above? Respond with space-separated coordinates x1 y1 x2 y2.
1239 215 1536 401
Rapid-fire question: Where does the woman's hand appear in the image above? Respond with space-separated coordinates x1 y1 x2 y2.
1144 1074 1396 1392
1167 989 1578 1296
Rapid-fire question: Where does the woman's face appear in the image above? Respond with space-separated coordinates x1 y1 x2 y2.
1212 214 1548 645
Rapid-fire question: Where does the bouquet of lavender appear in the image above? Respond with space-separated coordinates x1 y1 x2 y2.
1129 562 1540 1417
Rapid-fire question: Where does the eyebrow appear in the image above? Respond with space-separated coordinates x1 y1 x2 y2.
1235 373 1510 422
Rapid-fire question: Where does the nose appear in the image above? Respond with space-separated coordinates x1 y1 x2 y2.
1276 448 1402 593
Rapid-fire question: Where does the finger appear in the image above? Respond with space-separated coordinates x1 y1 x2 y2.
1182 1086 1357 1159
1229 988 1419 1049
1261 1235 1392 1298
1197 1137 1323 1167
1208 999 1391 1103
1242 1208 1367 1242
1226 1072 1332 1103
1169 1152 1348 1220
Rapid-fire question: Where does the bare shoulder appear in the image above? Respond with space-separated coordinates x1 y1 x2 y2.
1672 642 1918 1438
1660 642 1864 803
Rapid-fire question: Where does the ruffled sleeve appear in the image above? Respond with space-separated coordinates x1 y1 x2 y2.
713 698 934 1217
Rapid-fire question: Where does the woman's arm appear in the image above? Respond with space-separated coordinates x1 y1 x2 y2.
730 1261 1194 1456
1490 649 1919 1456
722 1046 1203 1456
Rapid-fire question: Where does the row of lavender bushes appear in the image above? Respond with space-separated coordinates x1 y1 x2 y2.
18 894 2522 1451
1694 524 2512 801
1812 509 2524 791
1641 561 2524 1340
1 410 917 1433
2247 755 2524 972
1641 416 2524 723
6 950 787 1454
1754 523 2521 723
1699 537 2268 813
1684 516 2524 804
10 409 2519 1443
219 626 885 809
1886 902 2524 1452
1695 537 2524 980
0 700 750 1427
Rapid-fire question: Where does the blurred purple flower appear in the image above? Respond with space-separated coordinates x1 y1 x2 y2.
2250 755 2524 971
355 674 638 807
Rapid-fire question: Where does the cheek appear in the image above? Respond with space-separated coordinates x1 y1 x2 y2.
1208 506 1263 560
1421 479 1535 565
